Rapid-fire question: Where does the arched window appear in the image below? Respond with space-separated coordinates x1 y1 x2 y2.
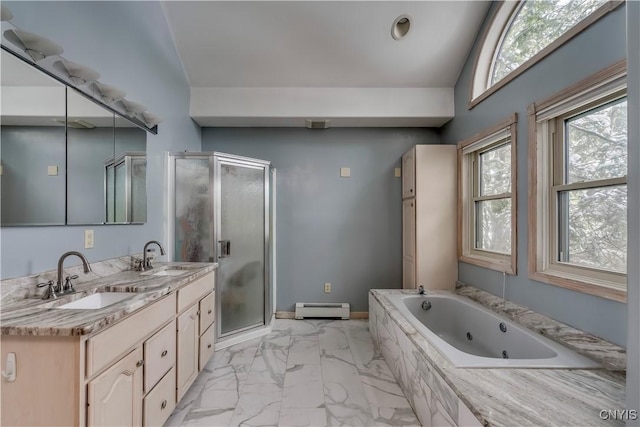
470 0 622 108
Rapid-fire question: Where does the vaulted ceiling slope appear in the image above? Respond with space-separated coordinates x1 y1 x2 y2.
162 1 490 127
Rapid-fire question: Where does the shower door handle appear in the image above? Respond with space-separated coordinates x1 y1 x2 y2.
219 240 231 258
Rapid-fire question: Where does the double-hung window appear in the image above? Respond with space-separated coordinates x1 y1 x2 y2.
458 114 517 274
529 61 627 300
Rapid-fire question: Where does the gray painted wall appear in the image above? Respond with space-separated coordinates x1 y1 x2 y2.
626 0 640 421
1 126 66 225
441 4 627 345
1 1 201 279
202 128 440 312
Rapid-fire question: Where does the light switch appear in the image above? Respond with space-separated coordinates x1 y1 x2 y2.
0 165 3 176
340 167 351 178
395 168 402 178
47 166 58 176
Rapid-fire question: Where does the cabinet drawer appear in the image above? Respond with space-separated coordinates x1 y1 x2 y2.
199 291 215 334
144 320 176 393
143 367 176 427
86 294 176 378
199 323 215 371
177 272 215 313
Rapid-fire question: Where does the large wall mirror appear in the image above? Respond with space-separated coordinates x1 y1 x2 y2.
1 49 66 226
1 49 148 226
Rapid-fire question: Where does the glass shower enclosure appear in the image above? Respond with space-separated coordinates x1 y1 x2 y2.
168 152 271 339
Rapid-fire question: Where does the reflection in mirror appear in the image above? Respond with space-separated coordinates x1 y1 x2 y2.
0 49 66 226
109 115 146 223
66 88 114 225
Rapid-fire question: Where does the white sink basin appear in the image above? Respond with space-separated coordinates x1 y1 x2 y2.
140 266 192 277
148 269 189 277
56 292 135 310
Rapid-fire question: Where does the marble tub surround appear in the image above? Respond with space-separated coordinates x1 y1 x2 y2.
0 261 217 336
166 319 421 427
370 290 626 427
455 283 626 371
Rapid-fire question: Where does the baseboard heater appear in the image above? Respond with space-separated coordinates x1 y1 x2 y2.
295 303 350 319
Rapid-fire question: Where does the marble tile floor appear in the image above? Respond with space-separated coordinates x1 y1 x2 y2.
165 319 421 427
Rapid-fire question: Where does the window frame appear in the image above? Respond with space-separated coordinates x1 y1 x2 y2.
528 60 627 302
469 0 624 110
458 113 518 274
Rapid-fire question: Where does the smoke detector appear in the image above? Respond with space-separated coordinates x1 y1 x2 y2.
305 119 331 129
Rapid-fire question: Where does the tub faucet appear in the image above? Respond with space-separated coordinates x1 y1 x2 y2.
418 285 425 295
140 240 166 271
57 251 92 295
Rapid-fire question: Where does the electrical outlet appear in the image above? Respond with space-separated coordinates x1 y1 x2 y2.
84 229 94 249
395 167 402 177
324 282 331 293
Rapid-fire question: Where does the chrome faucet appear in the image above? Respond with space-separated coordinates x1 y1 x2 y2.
56 251 91 298
418 285 425 295
140 240 166 271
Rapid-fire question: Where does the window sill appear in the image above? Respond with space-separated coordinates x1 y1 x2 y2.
459 253 515 275
529 269 626 303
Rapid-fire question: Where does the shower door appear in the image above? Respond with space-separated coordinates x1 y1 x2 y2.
169 152 270 339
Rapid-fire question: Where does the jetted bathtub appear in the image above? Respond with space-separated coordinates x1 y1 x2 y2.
385 293 599 368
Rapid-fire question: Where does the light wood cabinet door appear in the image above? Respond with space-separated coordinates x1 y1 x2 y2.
402 148 415 199
177 304 199 400
402 198 416 289
87 347 143 427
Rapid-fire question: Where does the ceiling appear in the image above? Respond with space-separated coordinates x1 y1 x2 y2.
163 1 491 127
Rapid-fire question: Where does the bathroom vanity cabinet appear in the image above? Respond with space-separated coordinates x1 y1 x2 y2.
176 273 216 400
0 270 216 427
401 145 457 290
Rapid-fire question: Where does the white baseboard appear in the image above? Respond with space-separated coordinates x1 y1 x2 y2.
275 311 369 320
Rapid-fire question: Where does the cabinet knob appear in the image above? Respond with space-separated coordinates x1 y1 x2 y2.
136 360 144 367
410 189 413 192
207 344 212 349
208 309 212 314
161 400 167 410
197 310 201 316
161 350 168 358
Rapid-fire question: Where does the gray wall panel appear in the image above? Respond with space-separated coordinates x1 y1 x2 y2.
202 127 440 312
441 4 627 345
1 1 201 279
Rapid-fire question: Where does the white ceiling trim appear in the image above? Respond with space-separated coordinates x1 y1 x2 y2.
190 87 454 127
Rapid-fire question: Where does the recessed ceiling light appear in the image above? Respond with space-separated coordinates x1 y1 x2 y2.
391 14 411 41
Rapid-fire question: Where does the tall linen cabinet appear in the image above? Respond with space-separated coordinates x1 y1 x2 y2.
401 145 457 290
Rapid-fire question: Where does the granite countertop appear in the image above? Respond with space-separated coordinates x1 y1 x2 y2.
370 287 626 427
0 262 217 337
